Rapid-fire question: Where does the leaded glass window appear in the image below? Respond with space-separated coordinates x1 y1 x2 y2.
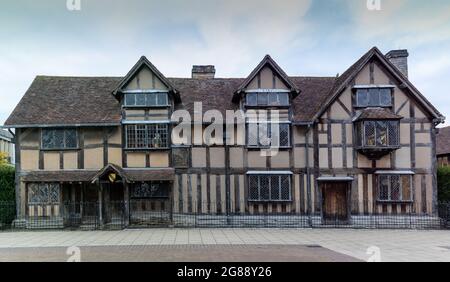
246 123 290 148
41 129 77 150
172 147 190 168
248 174 292 202
28 183 60 204
126 124 169 149
360 121 399 147
378 175 412 202
131 182 169 198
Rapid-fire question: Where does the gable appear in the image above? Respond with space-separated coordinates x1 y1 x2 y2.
123 65 169 91
315 47 444 123
245 66 290 90
232 55 300 103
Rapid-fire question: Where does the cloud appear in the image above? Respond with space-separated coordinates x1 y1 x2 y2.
346 0 450 47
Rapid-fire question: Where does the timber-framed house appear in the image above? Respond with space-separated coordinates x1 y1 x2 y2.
3 47 445 228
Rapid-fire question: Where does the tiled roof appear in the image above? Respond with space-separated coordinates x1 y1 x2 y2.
4 75 337 126
354 108 403 121
437 126 450 156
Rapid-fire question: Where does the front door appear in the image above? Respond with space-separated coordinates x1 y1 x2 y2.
322 182 349 224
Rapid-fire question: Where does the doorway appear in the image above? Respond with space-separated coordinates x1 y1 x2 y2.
321 182 350 224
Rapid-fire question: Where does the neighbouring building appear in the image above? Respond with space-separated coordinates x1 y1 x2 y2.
2 47 445 228
0 129 14 165
437 126 450 167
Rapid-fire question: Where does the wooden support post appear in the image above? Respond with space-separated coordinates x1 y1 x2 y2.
124 182 130 226
98 185 103 226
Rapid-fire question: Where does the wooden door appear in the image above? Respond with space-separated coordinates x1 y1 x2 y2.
322 182 349 223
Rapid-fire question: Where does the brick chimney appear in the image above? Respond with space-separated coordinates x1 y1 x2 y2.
385 49 409 78
192 65 215 79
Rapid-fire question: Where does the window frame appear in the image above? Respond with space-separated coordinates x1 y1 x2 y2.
245 92 290 107
377 174 413 203
246 122 291 149
28 183 60 205
247 174 292 202
130 182 170 199
358 120 400 149
123 92 169 108
125 123 170 150
355 88 393 108
41 128 78 150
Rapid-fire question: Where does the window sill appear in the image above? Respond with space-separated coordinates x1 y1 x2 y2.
248 200 293 203
376 200 413 204
246 146 292 150
124 147 170 151
353 105 392 109
40 148 80 152
244 105 291 109
122 105 170 109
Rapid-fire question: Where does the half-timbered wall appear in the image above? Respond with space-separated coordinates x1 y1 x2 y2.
121 65 171 169
316 59 436 215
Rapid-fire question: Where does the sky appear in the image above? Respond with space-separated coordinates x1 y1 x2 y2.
1 0 450 126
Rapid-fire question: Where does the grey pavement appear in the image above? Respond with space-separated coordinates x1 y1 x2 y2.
0 228 448 262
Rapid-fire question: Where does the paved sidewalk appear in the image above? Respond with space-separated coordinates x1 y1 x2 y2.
0 245 359 262
0 228 449 262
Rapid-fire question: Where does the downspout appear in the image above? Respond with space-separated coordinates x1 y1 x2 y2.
304 123 313 226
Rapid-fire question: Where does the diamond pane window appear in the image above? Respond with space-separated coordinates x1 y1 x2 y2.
131 182 169 198
28 183 60 204
172 147 189 168
248 174 292 202
362 121 399 148
378 174 412 202
42 129 77 150
248 175 259 201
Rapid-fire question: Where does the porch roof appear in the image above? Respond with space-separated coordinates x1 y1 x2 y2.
124 168 175 182
22 168 175 183
22 170 98 182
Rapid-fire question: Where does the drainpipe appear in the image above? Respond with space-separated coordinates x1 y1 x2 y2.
303 123 313 226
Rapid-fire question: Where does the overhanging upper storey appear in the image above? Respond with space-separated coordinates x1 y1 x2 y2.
112 56 181 104
232 55 301 104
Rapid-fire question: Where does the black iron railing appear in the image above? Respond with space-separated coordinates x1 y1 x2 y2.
0 200 449 231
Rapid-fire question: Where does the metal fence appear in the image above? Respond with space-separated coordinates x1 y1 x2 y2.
0 200 449 231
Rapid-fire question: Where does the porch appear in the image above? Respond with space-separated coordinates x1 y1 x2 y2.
20 165 175 229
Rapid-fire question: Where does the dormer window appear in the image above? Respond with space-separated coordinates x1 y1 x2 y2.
355 87 392 108
246 92 289 107
124 92 168 107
